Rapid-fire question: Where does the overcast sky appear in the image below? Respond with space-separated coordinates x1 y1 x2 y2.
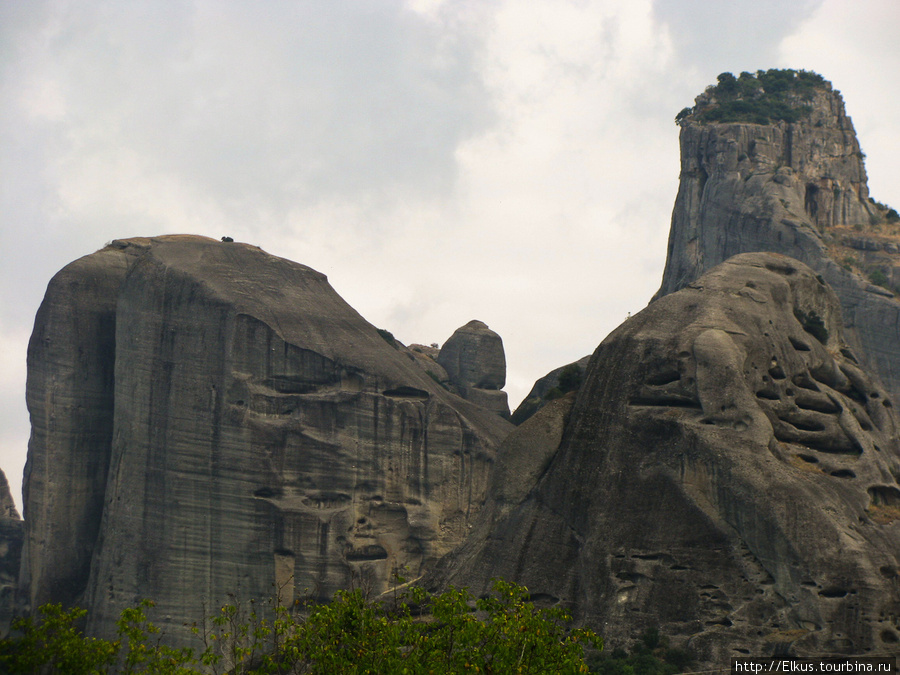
2 0 899 512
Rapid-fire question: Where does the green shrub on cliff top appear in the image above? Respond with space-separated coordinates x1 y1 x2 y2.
676 68 828 125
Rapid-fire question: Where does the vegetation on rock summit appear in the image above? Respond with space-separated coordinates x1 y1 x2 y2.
676 69 829 126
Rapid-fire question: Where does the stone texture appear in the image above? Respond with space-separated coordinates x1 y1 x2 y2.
437 320 509 417
21 235 513 645
20 243 138 611
656 79 900 405
430 253 900 665
511 356 591 425
0 469 22 633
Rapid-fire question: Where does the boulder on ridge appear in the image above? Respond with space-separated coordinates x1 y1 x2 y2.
437 320 509 418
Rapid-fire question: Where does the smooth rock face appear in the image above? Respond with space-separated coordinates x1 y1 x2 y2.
21 235 512 644
656 82 900 403
437 320 509 417
21 244 136 611
431 253 900 664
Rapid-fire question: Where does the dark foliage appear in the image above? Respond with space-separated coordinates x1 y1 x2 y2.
676 69 828 126
376 328 399 349
588 625 694 675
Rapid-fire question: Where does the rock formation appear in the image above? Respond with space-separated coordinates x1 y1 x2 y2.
20 235 513 644
437 320 509 418
430 253 900 664
510 355 591 425
0 469 22 632
657 70 900 404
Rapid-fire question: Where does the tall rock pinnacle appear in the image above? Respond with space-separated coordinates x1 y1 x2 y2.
657 70 900 401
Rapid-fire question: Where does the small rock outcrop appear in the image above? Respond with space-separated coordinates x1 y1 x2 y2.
430 253 900 665
510 356 591 425
21 235 513 645
437 320 509 418
657 70 900 403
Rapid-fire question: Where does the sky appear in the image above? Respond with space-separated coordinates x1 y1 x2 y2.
2 0 899 513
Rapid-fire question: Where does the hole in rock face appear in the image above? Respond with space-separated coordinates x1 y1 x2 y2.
841 348 859 364
791 373 820 391
789 336 812 352
881 630 899 644
868 485 900 507
274 548 294 557
705 617 733 627
798 454 818 464
769 365 787 380
345 544 388 561
818 588 849 598
879 566 897 579
646 369 681 386
302 492 352 509
254 487 282 498
830 469 856 479
782 417 825 432
756 389 780 401
765 261 797 276
382 386 429 399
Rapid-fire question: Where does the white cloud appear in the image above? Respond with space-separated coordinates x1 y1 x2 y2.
779 0 900 209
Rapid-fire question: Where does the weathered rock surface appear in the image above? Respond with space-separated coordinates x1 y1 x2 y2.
656 75 900 404
510 355 591 425
430 253 900 664
21 235 513 644
437 320 509 418
0 469 22 633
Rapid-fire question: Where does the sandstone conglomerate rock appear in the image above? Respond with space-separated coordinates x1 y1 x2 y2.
0 469 22 633
437 320 509 418
657 73 900 403
21 235 513 646
431 253 900 664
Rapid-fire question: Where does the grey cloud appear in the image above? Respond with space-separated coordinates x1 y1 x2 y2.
653 0 823 73
48 1 493 209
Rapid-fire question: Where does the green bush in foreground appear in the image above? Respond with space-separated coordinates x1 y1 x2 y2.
0 580 602 674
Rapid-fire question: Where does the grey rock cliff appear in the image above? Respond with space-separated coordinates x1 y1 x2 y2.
430 253 900 664
21 235 513 644
656 76 900 403
0 469 22 633
437 320 509 418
